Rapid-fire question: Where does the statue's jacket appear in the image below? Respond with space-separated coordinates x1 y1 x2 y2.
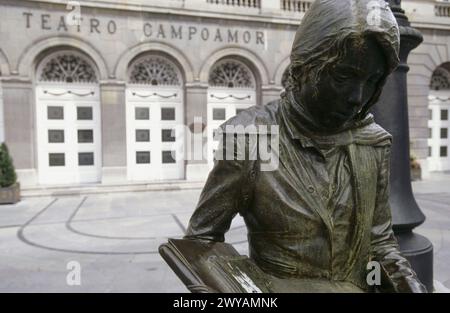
185 96 426 293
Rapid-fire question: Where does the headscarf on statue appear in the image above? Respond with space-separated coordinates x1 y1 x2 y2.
280 0 400 144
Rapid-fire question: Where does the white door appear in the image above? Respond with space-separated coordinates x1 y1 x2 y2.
428 92 450 171
126 86 184 181
207 88 256 168
36 84 102 185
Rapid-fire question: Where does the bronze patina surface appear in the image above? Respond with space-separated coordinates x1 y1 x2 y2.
165 0 427 293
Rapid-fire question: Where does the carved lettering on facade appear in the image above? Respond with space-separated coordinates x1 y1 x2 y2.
21 11 266 46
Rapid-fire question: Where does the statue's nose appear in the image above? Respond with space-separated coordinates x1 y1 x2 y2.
348 84 364 108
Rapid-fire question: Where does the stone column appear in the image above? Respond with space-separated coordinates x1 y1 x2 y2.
261 85 283 106
185 83 209 181
2 79 37 186
99 82 127 183
0 80 4 143
406 77 431 179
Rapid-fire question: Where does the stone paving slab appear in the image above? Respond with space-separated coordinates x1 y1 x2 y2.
0 175 449 292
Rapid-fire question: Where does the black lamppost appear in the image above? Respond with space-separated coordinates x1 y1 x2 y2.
372 0 433 292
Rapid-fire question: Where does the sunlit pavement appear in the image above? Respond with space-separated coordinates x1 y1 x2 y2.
0 173 449 292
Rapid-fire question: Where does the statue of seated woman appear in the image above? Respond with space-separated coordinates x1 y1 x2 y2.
160 0 427 293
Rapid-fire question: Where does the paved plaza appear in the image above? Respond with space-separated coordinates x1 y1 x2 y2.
0 173 449 292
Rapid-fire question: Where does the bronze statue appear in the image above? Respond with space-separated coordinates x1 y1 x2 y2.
160 0 427 293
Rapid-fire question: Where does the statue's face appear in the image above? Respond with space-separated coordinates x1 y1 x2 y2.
297 36 387 132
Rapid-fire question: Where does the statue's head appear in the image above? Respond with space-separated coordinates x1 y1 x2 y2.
287 0 400 133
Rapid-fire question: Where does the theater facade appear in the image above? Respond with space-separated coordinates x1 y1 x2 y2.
0 0 449 187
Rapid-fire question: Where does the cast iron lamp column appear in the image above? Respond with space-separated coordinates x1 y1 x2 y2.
372 0 433 292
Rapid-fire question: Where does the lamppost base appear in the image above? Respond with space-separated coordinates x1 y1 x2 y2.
396 231 434 292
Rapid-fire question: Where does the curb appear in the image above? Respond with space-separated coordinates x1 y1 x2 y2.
21 181 206 198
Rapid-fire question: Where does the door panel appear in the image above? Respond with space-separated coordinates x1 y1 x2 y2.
36 85 101 185
126 86 184 181
207 88 256 168
428 94 450 171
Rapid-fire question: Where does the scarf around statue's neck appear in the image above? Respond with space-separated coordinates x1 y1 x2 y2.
279 89 382 148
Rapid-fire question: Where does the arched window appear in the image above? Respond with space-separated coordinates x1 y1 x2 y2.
38 52 97 83
430 66 450 91
128 56 181 86
209 59 255 88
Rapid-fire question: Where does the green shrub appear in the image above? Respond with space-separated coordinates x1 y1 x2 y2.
0 143 17 188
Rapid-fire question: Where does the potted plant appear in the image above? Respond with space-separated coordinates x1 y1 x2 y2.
0 143 20 204
410 153 422 181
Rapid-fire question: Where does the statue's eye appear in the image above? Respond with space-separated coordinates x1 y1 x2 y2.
333 72 352 82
